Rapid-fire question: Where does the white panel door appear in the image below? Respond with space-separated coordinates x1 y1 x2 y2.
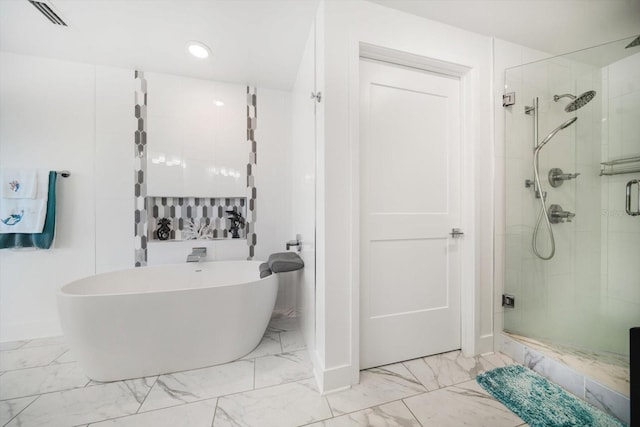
360 59 462 369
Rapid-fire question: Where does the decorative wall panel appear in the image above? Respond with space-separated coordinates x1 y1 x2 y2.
246 86 258 259
134 70 148 267
147 196 246 241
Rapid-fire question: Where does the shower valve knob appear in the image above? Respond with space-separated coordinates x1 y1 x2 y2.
548 204 575 224
549 168 580 188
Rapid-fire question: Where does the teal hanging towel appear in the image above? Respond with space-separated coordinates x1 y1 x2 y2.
0 171 57 249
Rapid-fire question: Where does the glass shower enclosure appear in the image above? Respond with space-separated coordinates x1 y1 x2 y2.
503 35 640 376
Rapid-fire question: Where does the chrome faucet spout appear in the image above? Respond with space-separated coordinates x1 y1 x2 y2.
187 247 207 262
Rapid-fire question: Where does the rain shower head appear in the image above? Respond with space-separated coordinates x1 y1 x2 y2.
536 117 578 152
553 90 597 112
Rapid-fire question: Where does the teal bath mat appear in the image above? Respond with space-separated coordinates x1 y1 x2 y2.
476 365 627 427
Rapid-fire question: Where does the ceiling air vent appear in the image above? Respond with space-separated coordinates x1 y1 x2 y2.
28 0 68 26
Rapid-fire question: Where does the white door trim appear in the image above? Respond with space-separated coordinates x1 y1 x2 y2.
350 43 478 374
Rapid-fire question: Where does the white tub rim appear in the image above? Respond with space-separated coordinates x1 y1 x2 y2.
58 260 268 298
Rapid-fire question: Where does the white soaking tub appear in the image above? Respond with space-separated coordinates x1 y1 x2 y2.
57 260 277 382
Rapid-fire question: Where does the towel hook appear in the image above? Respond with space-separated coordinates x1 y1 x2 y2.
56 170 71 178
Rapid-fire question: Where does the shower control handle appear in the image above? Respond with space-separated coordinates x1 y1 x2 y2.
549 168 580 188
548 204 575 223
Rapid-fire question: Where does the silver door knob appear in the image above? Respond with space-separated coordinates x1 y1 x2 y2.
450 228 464 238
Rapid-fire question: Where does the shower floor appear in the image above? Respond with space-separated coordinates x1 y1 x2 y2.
505 332 630 396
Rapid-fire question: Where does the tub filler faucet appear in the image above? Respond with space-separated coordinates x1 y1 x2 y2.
187 247 207 262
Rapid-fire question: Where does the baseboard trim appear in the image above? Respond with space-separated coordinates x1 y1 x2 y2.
310 356 359 394
478 333 494 355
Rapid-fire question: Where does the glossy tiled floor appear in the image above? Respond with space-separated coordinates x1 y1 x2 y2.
0 315 528 427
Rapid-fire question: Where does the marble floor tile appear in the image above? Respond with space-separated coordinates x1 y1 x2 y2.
242 332 283 359
5 380 148 427
254 350 313 389
266 315 300 333
21 336 67 348
0 396 37 426
325 363 425 416
482 352 515 368
213 379 331 427
139 359 254 413
52 349 78 364
87 377 157 406
89 398 218 426
0 362 89 400
280 330 306 352
305 400 421 427
402 350 494 392
0 344 68 371
0 340 28 351
403 380 525 427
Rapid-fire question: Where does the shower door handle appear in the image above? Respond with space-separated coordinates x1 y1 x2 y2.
626 179 640 216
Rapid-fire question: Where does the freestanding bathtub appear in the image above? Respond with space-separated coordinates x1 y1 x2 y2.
57 260 277 382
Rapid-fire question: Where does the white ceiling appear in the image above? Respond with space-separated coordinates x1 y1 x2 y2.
0 0 638 90
368 0 640 57
0 0 321 90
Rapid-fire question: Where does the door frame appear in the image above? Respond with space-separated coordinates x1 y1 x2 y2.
351 43 478 372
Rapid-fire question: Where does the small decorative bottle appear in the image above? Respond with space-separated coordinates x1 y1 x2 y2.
156 218 172 241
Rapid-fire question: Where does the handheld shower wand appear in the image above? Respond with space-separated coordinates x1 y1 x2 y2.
531 117 578 260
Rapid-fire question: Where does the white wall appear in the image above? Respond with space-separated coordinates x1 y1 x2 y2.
316 0 496 392
145 73 247 198
95 66 137 275
0 52 294 342
0 53 134 341
254 87 294 312
290 14 319 373
253 88 292 263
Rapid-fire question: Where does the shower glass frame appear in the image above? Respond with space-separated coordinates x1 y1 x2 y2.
502 36 640 358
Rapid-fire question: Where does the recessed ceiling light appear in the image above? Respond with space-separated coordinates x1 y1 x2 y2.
187 41 211 59
214 100 225 107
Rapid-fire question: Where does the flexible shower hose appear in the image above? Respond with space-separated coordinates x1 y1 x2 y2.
532 151 555 260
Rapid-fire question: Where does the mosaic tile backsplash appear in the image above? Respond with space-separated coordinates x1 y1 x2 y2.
148 196 246 241
246 86 258 259
134 70 148 266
